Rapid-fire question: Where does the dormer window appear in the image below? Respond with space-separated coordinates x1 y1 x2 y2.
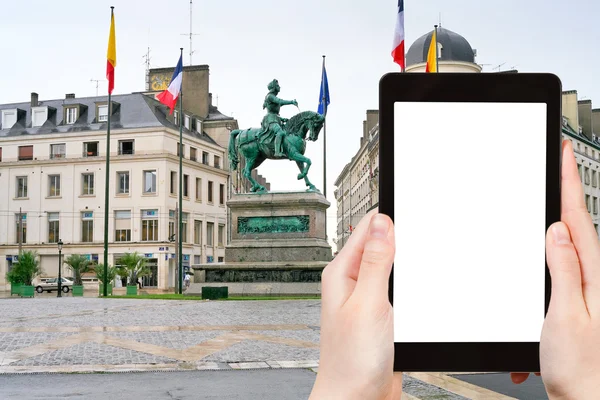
1 109 17 129
184 114 190 130
65 107 78 124
32 106 49 127
98 105 108 122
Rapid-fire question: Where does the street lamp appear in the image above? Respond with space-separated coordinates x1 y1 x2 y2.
57 239 63 298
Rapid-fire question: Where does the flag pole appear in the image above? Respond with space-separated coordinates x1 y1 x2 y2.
103 5 115 298
321 55 328 244
434 24 439 73
178 48 184 295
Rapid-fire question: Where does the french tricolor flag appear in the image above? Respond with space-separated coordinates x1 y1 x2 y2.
391 0 405 71
156 54 183 115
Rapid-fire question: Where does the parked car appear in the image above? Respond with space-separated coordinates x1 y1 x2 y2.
35 277 74 293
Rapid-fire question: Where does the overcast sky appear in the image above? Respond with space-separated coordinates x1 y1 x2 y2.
1 0 599 249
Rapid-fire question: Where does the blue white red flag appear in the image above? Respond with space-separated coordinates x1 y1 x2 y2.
391 0 405 71
156 54 183 115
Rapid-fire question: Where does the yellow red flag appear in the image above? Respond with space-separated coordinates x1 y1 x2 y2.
106 9 116 94
425 29 437 73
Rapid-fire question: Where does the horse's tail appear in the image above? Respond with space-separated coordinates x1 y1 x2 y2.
228 129 241 170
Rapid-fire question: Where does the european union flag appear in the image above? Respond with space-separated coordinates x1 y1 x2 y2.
318 61 330 116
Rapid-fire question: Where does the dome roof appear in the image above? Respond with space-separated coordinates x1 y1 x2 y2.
406 27 476 66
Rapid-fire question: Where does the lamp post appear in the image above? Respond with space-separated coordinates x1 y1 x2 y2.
57 239 63 298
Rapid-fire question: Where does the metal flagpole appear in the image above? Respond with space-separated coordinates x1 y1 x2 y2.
434 24 439 73
103 6 115 297
321 55 328 241
178 48 184 295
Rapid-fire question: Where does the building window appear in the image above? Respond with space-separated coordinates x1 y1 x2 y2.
15 213 27 244
214 156 221 169
48 175 61 197
586 194 591 212
578 164 583 181
115 210 131 242
196 178 202 201
218 257 224 263
585 167 591 185
184 115 190 130
181 213 188 242
98 105 109 122
174 110 179 126
81 212 94 243
65 107 78 124
82 173 94 195
48 212 59 243
169 210 175 241
18 145 33 161
170 171 177 195
143 170 157 194
117 171 129 194
183 174 189 197
1 109 17 129
16 176 28 198
190 147 197 162
177 142 184 158
32 107 48 127
0 147 2 162
141 210 159 241
202 151 209 165
207 222 214 246
219 184 225 205
84 142 99 157
194 255 201 264
194 220 202 244
218 224 224 247
594 197 599 215
50 143 66 159
593 170 598 188
118 140 134 155
208 181 213 203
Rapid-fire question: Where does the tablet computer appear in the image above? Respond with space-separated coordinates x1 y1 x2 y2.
379 72 561 372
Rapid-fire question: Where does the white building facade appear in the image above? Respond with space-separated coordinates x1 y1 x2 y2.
0 93 230 290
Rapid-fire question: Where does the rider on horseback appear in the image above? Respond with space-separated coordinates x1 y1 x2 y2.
260 79 298 158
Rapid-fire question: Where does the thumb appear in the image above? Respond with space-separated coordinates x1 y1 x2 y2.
354 214 395 305
546 222 586 315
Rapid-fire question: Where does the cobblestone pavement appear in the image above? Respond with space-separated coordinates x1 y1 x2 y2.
0 297 518 399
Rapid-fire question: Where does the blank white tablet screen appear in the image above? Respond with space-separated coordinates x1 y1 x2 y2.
393 102 547 343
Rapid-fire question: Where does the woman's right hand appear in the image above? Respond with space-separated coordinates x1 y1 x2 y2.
511 140 600 399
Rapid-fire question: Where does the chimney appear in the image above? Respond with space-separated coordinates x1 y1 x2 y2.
208 93 213 107
65 93 75 99
31 92 39 107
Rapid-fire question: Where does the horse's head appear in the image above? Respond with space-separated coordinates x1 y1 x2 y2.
286 111 325 142
307 113 325 142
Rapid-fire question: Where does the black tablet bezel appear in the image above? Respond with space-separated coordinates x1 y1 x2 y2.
379 73 562 372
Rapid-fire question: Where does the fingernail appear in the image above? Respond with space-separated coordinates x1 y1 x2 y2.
369 214 390 239
552 223 571 245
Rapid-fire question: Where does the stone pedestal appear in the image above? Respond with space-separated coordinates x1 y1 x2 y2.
226 191 332 263
191 192 332 296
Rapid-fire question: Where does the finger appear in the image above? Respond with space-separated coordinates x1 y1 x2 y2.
510 373 530 384
546 222 587 316
390 372 404 399
353 214 395 306
321 210 378 309
560 140 600 313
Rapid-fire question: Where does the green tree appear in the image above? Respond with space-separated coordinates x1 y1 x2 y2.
94 264 117 284
6 251 43 286
116 252 152 286
63 254 91 286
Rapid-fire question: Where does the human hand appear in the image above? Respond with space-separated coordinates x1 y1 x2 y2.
309 211 402 400
292 99 298 107
511 140 600 399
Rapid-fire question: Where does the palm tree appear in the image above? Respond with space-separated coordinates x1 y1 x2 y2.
63 254 91 286
116 252 152 287
6 250 43 286
94 263 117 285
